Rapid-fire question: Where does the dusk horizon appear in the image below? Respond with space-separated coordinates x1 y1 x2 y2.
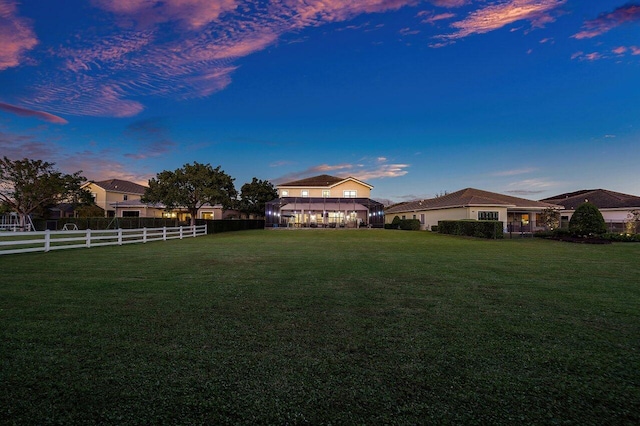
1 0 639 202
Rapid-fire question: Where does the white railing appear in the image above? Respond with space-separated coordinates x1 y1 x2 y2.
0 225 207 255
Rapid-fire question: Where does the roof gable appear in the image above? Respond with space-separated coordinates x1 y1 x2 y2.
279 174 373 189
541 189 640 209
86 179 148 194
386 188 559 214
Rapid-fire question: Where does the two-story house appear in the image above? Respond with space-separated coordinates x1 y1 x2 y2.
82 179 147 217
265 174 385 228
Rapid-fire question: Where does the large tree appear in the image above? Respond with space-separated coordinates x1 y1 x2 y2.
239 178 278 217
143 162 236 226
0 157 91 230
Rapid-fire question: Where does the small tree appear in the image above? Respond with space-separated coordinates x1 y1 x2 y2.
239 178 278 218
0 157 91 230
539 207 560 230
142 162 237 226
569 202 606 236
625 209 640 234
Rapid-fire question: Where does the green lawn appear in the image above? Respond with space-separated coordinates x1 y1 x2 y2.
1 230 639 425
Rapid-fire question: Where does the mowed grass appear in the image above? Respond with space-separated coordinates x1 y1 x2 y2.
1 230 639 425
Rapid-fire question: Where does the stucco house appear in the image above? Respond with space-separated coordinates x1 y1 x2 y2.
82 179 147 217
540 189 640 232
385 188 560 232
265 174 385 227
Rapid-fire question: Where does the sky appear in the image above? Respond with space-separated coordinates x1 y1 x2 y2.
1 0 639 203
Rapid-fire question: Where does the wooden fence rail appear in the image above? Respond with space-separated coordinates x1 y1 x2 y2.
0 225 207 255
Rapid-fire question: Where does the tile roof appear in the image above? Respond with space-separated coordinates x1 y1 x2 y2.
386 188 559 214
279 174 372 188
91 179 148 194
540 189 640 209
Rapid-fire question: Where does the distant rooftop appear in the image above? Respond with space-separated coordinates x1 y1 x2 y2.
541 189 640 209
386 188 559 214
90 179 147 194
279 174 372 189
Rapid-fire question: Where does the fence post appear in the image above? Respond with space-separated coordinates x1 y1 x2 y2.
86 229 91 248
193 225 196 237
44 229 51 252
118 228 122 245
179 226 183 239
163 226 167 241
143 227 147 243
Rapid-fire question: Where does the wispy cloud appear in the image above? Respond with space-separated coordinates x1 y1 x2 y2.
420 12 456 25
438 0 566 41
429 0 469 7
272 157 410 184
17 0 422 118
0 0 38 70
0 101 68 124
123 117 176 160
491 167 537 177
573 3 640 39
505 178 558 195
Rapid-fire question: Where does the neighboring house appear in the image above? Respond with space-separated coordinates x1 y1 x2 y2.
111 199 226 221
265 174 385 228
385 188 560 232
82 179 147 217
540 189 640 232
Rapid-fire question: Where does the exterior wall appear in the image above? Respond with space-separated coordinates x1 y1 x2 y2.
279 180 371 198
84 182 143 216
386 207 509 230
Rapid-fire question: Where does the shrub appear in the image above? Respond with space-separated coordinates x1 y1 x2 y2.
431 225 438 232
569 202 606 236
399 219 421 231
438 220 503 239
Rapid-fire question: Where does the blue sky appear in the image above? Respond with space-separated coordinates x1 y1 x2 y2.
1 0 639 203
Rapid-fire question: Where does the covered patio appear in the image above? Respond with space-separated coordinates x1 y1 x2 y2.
265 197 385 228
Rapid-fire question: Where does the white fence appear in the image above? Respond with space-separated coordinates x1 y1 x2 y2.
0 225 207 255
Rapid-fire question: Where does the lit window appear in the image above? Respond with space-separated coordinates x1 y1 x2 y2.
281 190 289 196
322 190 330 197
343 190 357 198
301 190 309 197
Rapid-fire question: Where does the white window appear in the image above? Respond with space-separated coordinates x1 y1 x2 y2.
301 190 309 197
322 190 330 197
281 190 289 196
343 190 357 198
478 211 499 221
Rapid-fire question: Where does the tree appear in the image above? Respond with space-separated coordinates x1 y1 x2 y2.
142 162 237 226
539 207 560 230
239 178 278 217
0 157 91 230
569 202 607 236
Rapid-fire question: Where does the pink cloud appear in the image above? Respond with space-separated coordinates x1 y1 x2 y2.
613 46 627 55
421 12 456 24
272 159 409 184
0 102 68 124
573 3 640 39
94 0 237 29
0 0 38 70
440 0 566 40
429 0 468 7
631 46 640 55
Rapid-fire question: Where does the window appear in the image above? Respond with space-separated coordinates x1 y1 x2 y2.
478 211 499 220
281 190 289 196
301 190 309 197
412 214 417 220
420 214 425 224
343 190 357 198
122 211 140 217
91 192 97 201
123 194 128 201
322 190 330 197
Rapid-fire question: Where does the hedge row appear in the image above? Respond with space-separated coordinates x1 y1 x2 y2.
438 220 504 239
384 219 421 231
195 219 265 234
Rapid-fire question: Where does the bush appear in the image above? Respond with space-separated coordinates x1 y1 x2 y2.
431 225 438 232
399 219 421 231
438 220 503 239
569 202 606 236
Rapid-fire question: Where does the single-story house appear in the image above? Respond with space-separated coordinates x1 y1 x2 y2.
111 199 230 221
385 188 561 232
265 174 385 228
540 189 640 232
